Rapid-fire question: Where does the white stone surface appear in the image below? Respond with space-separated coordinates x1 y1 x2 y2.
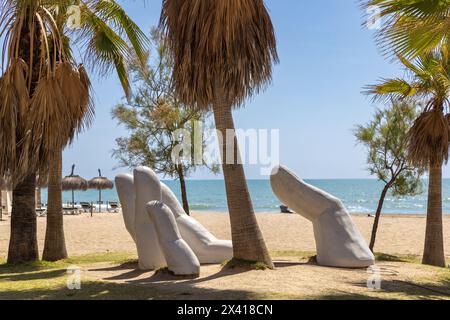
133 167 166 270
271 165 375 268
147 201 200 276
161 183 233 264
115 174 136 242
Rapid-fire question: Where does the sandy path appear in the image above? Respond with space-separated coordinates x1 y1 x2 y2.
1 212 449 260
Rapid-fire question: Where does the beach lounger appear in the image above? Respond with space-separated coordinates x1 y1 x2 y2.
36 208 47 217
63 207 81 215
80 202 93 213
280 205 293 214
108 202 120 213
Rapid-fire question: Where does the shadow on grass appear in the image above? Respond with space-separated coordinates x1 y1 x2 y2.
0 253 137 275
127 264 251 286
0 278 293 300
375 253 420 263
0 269 66 282
92 260 254 284
89 261 148 281
0 261 63 275
0 280 168 300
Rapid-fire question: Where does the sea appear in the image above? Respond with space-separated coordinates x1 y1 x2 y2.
39 179 450 215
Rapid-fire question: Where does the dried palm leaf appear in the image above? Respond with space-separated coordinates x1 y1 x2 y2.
27 75 69 172
0 58 30 180
160 0 278 109
55 62 94 138
407 109 450 168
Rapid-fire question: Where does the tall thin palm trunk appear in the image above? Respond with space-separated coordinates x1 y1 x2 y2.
177 164 190 215
213 86 273 268
43 149 67 261
7 173 38 263
422 164 446 267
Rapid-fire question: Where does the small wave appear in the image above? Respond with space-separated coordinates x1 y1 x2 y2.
347 205 371 213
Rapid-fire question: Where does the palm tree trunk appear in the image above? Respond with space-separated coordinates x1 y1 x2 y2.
177 164 190 215
7 173 38 263
422 164 446 267
369 184 390 252
43 148 67 261
213 85 273 268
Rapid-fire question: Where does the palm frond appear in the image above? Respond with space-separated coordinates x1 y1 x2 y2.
363 0 450 57
365 78 417 102
0 1 93 182
0 58 29 178
90 0 149 66
74 0 149 98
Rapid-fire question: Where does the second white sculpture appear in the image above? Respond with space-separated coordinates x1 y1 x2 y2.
271 165 375 268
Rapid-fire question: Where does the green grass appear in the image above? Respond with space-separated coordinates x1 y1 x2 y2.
272 250 447 266
374 253 422 264
0 252 136 270
222 258 272 271
0 252 166 300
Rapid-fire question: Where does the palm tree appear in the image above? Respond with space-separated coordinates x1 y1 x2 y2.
366 47 450 267
0 0 147 263
42 1 148 261
0 0 89 263
364 0 450 57
160 0 278 267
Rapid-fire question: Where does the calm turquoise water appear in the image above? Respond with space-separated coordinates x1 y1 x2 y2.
40 179 450 215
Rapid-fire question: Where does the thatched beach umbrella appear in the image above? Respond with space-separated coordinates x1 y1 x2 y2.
88 169 114 211
62 165 88 209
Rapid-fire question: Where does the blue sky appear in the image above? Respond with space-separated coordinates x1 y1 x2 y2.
61 0 449 180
